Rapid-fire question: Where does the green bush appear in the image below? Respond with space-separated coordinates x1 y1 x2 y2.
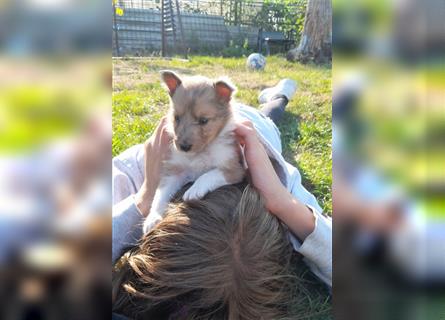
222 38 253 57
253 0 307 39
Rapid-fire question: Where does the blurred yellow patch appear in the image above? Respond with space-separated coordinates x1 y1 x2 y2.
116 7 124 16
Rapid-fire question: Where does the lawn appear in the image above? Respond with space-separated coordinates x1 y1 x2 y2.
113 55 332 214
113 55 332 319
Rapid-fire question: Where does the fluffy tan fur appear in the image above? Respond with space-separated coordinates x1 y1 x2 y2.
142 71 245 234
167 75 233 154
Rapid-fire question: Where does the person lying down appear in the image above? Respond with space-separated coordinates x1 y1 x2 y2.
112 78 332 319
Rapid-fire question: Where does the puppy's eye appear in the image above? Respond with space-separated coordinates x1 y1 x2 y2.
174 115 180 123
198 117 208 125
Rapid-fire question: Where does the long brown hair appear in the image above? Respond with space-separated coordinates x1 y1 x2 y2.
113 183 295 319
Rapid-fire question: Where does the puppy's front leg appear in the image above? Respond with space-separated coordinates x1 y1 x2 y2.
143 175 185 234
183 167 241 201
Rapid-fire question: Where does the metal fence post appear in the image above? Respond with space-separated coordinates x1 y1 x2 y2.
161 0 166 57
112 1 120 57
174 0 188 59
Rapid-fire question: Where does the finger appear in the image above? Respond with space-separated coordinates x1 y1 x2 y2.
234 120 254 133
234 123 260 146
158 127 171 148
234 122 253 137
158 116 168 128
143 139 151 153
152 117 169 145
160 116 168 129
154 116 168 138
237 137 246 146
240 119 254 128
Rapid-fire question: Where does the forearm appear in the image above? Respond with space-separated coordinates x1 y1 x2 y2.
272 188 331 286
112 186 157 264
272 188 316 241
134 184 155 217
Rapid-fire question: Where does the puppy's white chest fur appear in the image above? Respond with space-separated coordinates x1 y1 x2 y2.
168 129 237 181
142 71 245 234
143 123 243 234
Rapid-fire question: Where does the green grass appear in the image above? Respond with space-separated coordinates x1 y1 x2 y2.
113 56 332 214
113 56 332 318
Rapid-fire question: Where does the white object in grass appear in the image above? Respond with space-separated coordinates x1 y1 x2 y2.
246 53 266 70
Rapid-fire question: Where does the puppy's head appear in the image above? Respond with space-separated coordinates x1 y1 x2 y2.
161 70 236 154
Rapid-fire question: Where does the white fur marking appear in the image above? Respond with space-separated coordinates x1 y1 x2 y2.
143 175 187 234
142 100 243 234
183 169 228 201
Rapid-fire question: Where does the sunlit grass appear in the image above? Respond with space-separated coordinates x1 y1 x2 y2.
113 55 332 319
113 55 332 214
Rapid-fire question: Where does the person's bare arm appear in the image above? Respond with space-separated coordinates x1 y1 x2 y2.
134 117 171 217
112 118 171 263
234 120 315 241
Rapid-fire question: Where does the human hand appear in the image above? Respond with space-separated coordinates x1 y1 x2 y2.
135 117 171 217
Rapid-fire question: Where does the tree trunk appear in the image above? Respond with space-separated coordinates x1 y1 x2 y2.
287 0 332 64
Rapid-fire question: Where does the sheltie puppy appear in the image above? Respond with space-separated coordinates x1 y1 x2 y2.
143 71 245 233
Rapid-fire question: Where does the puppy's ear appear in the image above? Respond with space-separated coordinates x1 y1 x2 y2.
160 70 182 96
214 78 236 104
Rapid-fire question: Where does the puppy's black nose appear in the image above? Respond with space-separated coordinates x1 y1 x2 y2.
179 143 192 152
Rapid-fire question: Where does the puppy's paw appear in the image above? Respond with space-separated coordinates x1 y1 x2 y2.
142 210 163 234
183 181 210 201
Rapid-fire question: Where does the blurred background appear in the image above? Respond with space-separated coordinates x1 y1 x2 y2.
0 0 111 319
1 0 445 319
332 0 445 319
112 0 307 58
